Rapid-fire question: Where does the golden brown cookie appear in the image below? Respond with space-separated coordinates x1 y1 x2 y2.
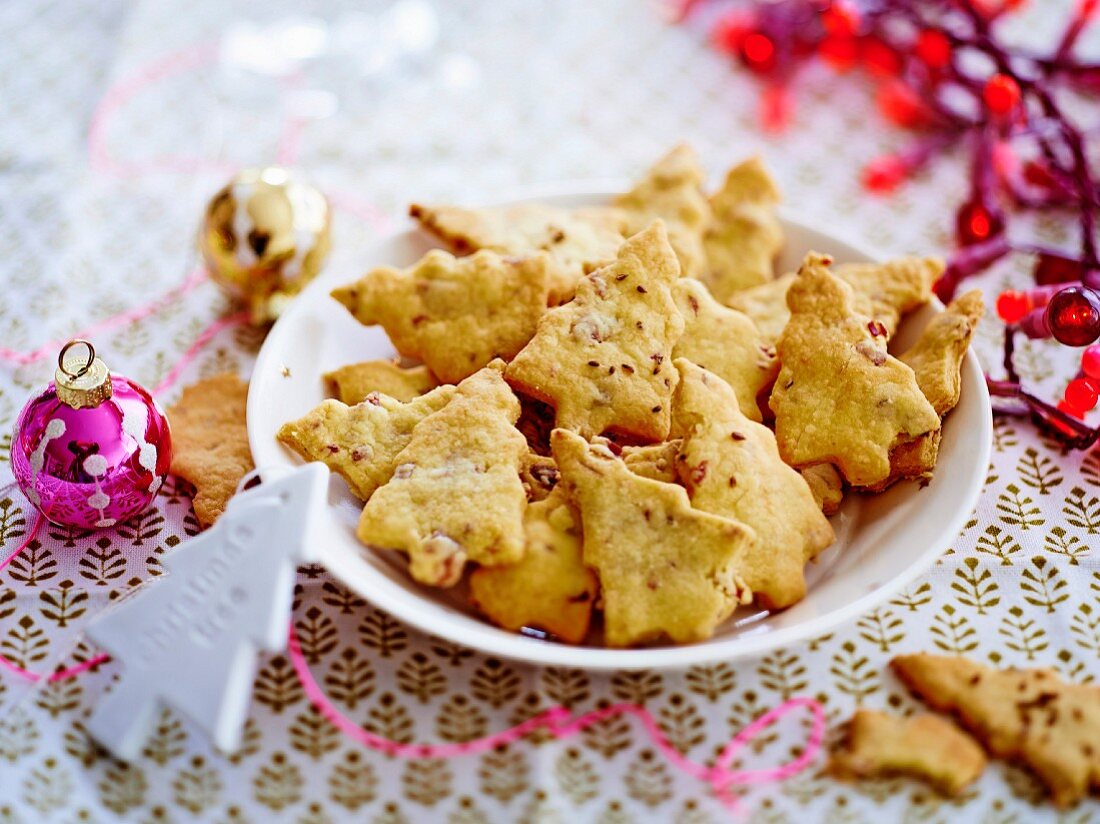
357 362 528 587
769 253 941 488
469 487 597 644
701 157 782 300
835 257 943 339
800 464 844 516
506 221 685 441
551 428 755 647
167 374 253 527
893 654 1100 808
332 250 552 384
277 385 456 500
901 290 985 417
409 202 628 304
614 144 710 279
324 360 438 404
672 278 778 422
829 709 986 796
727 258 941 345
671 360 833 609
621 440 682 484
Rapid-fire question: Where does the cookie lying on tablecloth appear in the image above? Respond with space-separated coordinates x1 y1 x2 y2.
701 156 783 300
358 361 528 587
167 373 254 527
409 201 628 304
332 250 553 384
614 143 710 279
672 360 834 609
277 385 455 500
770 252 941 489
893 653 1100 808
506 221 684 441
552 428 755 646
325 360 438 404
828 709 986 796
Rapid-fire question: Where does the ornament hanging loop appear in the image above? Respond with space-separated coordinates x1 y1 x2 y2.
58 339 96 380
54 339 113 409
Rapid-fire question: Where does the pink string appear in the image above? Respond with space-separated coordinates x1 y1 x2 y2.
0 267 208 366
150 310 250 396
287 626 826 814
0 514 111 682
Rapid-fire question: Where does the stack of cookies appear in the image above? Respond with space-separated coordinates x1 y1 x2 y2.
277 146 984 648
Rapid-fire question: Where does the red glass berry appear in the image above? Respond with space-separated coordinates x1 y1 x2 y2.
819 36 859 72
915 30 952 69
1045 286 1100 347
822 2 860 37
983 74 1022 117
741 32 776 71
862 155 907 193
1034 252 1086 286
1065 377 1100 411
862 39 901 77
996 290 1031 324
877 80 929 127
956 201 1003 245
1082 344 1100 379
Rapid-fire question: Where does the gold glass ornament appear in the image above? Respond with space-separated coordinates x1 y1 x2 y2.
200 167 331 323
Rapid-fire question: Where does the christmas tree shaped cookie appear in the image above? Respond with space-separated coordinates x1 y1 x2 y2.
325 360 438 404
671 277 778 422
358 362 528 587
615 144 710 278
277 385 455 500
409 201 628 303
551 429 755 646
506 221 685 441
671 360 834 609
469 487 597 644
893 654 1100 808
902 290 985 416
332 250 553 384
702 156 783 300
770 253 940 488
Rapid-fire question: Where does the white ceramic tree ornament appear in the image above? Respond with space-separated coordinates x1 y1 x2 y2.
85 463 331 760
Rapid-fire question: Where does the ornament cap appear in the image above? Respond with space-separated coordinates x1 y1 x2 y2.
55 339 113 409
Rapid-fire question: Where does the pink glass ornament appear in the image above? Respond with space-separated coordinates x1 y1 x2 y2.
11 341 171 529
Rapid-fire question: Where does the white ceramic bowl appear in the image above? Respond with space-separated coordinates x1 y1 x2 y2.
248 190 992 670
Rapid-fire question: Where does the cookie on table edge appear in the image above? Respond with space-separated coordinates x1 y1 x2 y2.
167 373 253 528
893 653 1100 808
828 709 986 796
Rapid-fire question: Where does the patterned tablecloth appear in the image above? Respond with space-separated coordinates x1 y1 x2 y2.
1 1 1098 821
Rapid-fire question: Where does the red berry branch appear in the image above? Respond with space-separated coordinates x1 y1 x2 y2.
678 0 1100 447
